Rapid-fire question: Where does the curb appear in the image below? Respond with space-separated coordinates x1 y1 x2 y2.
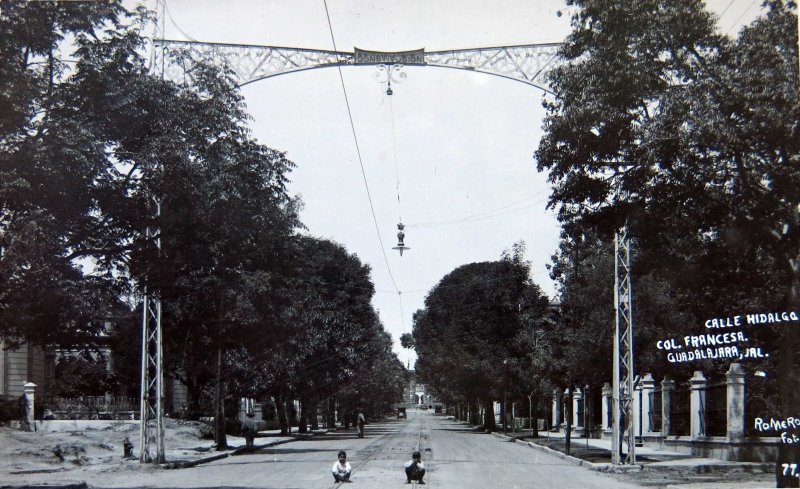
490 432 627 472
1 485 88 489
490 432 773 476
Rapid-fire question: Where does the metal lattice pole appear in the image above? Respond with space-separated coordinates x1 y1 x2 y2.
612 225 635 464
139 202 164 463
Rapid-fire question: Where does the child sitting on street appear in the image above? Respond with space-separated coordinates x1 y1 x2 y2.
404 450 425 484
332 450 352 483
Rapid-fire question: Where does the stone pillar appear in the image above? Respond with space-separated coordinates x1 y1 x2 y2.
602 383 612 433
23 382 36 431
690 370 707 439
633 379 642 439
552 388 560 431
641 374 656 434
726 363 745 442
661 377 675 436
573 388 583 431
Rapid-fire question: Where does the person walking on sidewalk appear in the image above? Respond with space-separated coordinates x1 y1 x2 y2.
241 412 258 451
332 450 352 483
404 450 426 484
357 409 366 438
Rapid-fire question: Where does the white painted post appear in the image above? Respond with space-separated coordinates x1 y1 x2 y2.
601 383 612 433
641 374 655 433
661 377 675 436
23 382 36 431
690 371 707 439
573 388 583 431
726 363 745 442
552 388 560 431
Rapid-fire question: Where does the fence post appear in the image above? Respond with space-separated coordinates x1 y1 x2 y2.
690 370 707 439
661 377 675 436
641 374 655 433
726 363 746 443
573 387 583 432
23 382 36 431
551 388 560 432
602 382 612 433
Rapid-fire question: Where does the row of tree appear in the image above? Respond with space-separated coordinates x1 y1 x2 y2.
539 2 797 483
0 1 406 446
410 1 797 483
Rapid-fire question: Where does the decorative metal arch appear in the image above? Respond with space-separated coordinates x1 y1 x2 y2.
152 39 562 91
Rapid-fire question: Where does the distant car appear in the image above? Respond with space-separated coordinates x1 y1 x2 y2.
419 405 428 410
397 407 407 419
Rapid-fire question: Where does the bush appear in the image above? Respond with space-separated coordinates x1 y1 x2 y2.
0 396 20 423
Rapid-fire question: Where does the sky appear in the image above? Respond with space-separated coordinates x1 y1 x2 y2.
152 0 765 368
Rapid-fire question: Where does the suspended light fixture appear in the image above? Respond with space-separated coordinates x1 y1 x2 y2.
392 222 410 256
375 64 405 95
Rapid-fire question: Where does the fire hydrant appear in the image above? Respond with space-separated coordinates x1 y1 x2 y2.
122 436 134 459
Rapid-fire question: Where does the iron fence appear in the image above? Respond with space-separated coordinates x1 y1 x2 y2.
649 388 662 432
39 396 138 420
703 382 727 437
670 384 690 436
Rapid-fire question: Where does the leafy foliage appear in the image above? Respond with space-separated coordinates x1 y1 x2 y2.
413 244 550 429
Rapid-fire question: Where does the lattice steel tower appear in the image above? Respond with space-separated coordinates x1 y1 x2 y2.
139 0 166 463
612 225 635 465
139 202 165 463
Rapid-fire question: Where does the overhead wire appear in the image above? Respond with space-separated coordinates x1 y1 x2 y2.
407 193 551 229
322 0 399 293
718 0 736 19
725 0 757 35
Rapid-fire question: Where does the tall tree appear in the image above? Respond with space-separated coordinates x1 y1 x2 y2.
536 0 798 480
0 0 136 349
413 244 550 431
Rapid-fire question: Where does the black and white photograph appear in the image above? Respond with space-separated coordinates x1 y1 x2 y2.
0 0 798 487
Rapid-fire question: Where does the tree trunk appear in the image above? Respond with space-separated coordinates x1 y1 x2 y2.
276 393 289 436
298 398 308 434
338 405 350 429
500 397 506 434
532 397 539 438
286 399 294 434
310 402 319 430
565 386 573 455
469 399 480 426
214 346 228 449
482 398 497 432
328 396 336 429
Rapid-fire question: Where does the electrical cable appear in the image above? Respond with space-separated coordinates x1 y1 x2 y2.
322 0 399 294
725 0 757 35
718 0 736 19
407 194 551 229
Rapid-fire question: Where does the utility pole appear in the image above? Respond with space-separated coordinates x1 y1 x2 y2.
612 225 635 465
139 201 164 463
503 360 508 435
139 1 167 464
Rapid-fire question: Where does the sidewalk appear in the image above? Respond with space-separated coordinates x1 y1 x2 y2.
491 430 775 488
164 427 329 468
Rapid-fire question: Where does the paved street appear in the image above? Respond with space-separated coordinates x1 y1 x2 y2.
1 410 646 488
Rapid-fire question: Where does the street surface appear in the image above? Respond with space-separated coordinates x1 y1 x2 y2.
1 409 646 488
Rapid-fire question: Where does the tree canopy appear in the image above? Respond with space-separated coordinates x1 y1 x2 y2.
412 244 551 430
